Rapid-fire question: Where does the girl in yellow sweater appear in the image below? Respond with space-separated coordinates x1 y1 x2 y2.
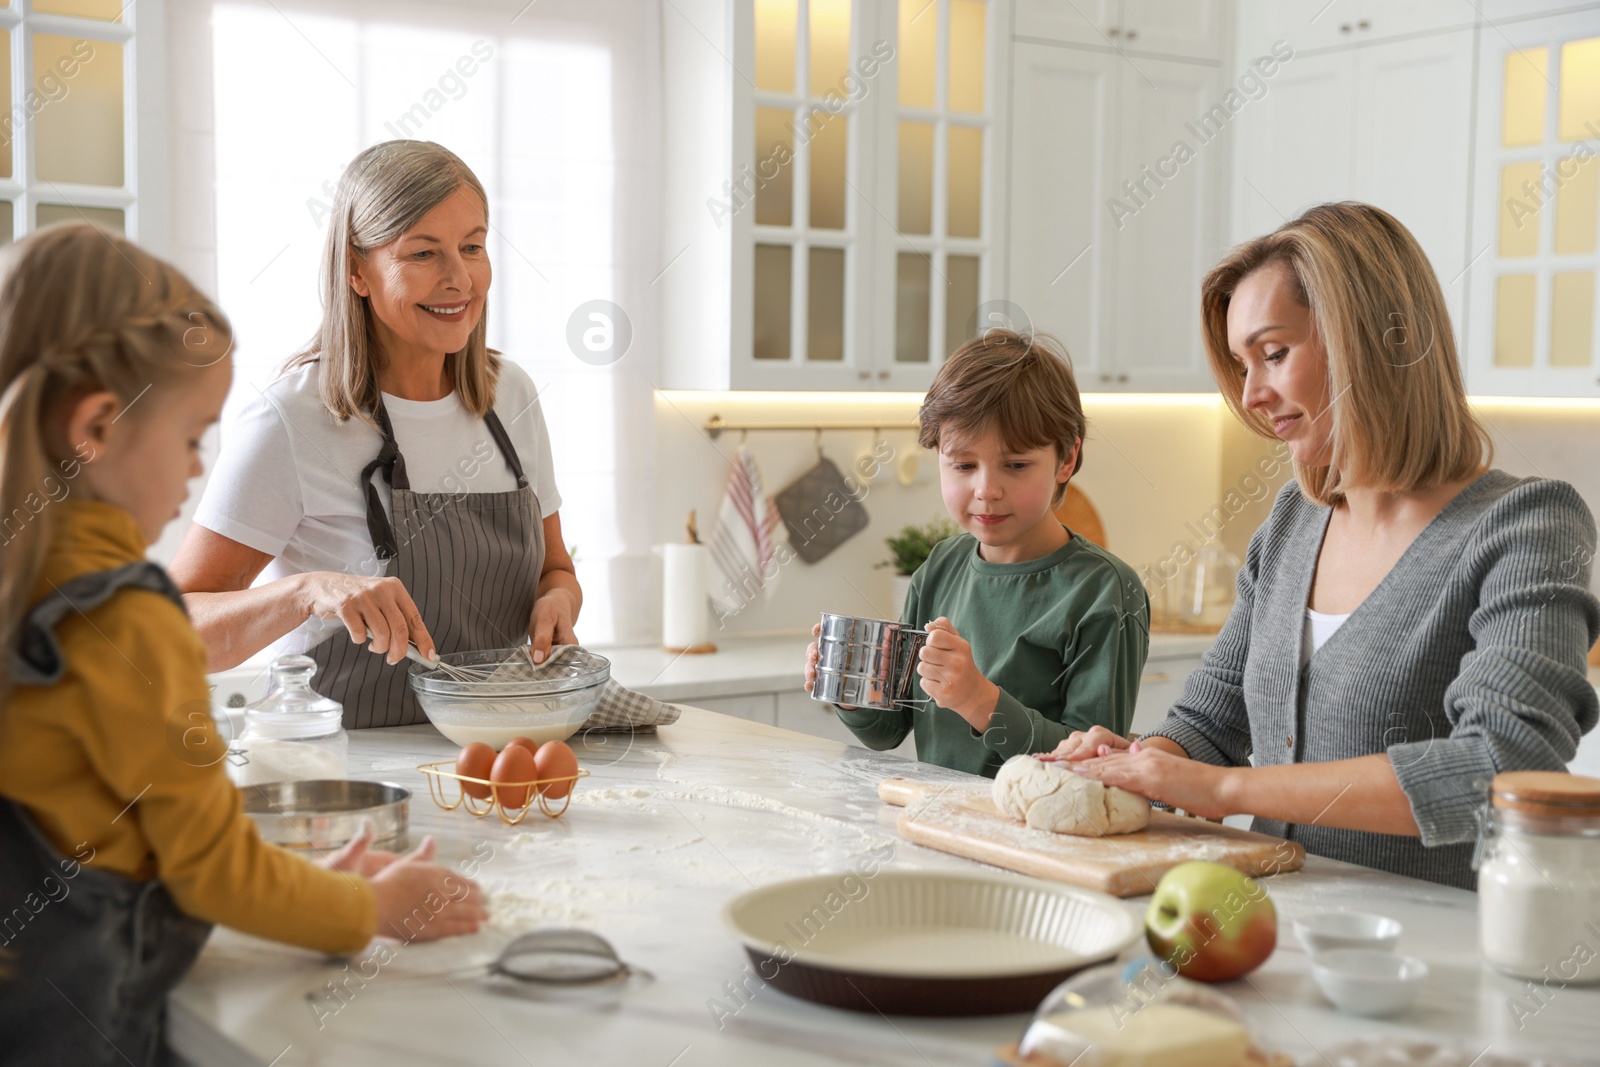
0 225 487 1066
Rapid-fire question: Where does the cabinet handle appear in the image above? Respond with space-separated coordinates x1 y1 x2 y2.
1116 373 1129 383
1125 29 1137 41
877 370 890 379
1108 26 1121 37
1100 373 1113 383
1358 19 1370 29
858 370 870 380
1339 22 1352 32
1140 672 1171 684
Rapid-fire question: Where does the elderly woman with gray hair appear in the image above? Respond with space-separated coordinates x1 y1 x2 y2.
1051 202 1599 890
171 140 580 729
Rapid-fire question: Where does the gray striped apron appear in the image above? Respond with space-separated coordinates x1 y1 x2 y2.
309 398 544 729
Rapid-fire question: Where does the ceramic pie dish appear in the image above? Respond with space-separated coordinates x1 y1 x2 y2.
722 869 1143 1016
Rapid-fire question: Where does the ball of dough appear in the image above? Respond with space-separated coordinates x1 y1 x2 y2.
992 754 1150 836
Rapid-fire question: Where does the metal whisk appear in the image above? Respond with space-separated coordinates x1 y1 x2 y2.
367 632 542 683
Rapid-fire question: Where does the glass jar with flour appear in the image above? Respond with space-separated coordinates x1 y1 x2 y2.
1475 771 1600 984
228 654 349 787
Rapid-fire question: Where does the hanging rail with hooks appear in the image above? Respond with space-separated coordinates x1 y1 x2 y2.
702 413 920 440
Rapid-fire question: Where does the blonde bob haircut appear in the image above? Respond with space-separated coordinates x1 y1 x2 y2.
288 140 498 422
1201 201 1491 506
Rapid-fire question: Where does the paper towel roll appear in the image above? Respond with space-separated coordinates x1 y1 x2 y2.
662 543 717 654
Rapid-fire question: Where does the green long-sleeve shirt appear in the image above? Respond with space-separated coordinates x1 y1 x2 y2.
839 529 1149 777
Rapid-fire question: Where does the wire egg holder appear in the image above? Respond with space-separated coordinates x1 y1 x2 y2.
417 762 591 825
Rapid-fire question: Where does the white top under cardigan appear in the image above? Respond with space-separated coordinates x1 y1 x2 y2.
1143 471 1600 890
1302 608 1352 664
194 359 562 661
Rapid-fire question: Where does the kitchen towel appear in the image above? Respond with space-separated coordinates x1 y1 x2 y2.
774 455 869 564
708 446 783 617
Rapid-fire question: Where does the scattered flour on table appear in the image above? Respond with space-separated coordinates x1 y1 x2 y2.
486 878 655 934
483 828 658 934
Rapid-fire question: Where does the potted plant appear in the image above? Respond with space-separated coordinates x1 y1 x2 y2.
880 518 959 619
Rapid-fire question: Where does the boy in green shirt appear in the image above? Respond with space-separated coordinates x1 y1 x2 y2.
805 329 1150 777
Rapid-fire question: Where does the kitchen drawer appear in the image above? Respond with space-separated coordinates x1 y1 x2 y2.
682 692 777 726
1131 655 1203 736
775 692 916 760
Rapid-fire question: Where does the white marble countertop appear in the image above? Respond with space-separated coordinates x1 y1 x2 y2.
592 632 1218 703
170 709 1598 1067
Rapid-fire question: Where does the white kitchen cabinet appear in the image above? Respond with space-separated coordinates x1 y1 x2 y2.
1465 6 1600 396
1109 55 1230 389
1007 42 1227 390
1235 0 1477 60
774 690 917 758
1478 0 1600 24
1007 43 1119 384
1015 0 1228 60
1129 649 1204 736
1227 49 1354 244
660 0 1011 392
1229 22 1475 349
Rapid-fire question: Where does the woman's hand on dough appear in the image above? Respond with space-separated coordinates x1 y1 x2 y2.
1068 741 1236 820
1041 726 1134 763
917 617 1000 730
805 622 858 710
528 589 580 664
300 572 435 665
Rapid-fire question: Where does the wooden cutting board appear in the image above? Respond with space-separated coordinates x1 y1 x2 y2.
881 777 1304 898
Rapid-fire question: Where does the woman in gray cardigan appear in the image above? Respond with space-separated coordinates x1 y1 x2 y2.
1054 202 1600 890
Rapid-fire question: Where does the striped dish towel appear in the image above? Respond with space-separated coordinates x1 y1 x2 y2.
708 445 783 616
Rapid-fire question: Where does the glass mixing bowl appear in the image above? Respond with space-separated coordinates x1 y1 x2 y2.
408 647 610 748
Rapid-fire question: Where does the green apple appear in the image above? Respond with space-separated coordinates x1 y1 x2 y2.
1144 861 1278 982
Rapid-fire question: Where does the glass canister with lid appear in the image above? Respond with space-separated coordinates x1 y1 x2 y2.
1475 770 1600 983
228 654 349 787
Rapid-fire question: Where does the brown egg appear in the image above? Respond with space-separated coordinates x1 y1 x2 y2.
534 740 579 799
490 744 538 809
505 736 541 758
455 743 496 800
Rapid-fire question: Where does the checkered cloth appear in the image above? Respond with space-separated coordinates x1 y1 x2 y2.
482 646 681 733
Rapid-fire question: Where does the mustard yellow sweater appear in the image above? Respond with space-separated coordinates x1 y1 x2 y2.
0 500 375 954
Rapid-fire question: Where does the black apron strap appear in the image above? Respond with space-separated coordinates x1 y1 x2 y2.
360 399 408 561
482 408 530 489
9 562 186 687
361 397 531 561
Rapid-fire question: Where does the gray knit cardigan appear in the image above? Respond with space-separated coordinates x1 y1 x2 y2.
1144 470 1600 890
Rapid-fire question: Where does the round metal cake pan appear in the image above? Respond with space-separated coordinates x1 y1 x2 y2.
722 869 1142 1016
242 779 409 852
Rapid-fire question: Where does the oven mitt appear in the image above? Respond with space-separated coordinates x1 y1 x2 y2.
774 456 869 564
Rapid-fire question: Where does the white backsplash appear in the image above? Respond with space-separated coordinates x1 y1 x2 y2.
649 394 1600 647
651 391 1233 642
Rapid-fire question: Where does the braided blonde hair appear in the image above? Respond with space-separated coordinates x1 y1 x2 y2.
0 223 232 694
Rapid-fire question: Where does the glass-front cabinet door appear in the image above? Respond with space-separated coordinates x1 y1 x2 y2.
0 0 141 246
732 0 1006 390
1469 8 1600 396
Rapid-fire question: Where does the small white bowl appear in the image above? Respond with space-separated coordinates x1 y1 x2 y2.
1293 911 1402 955
1310 948 1428 1017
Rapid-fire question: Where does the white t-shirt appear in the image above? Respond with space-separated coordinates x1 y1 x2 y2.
1301 607 1352 665
195 359 562 657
